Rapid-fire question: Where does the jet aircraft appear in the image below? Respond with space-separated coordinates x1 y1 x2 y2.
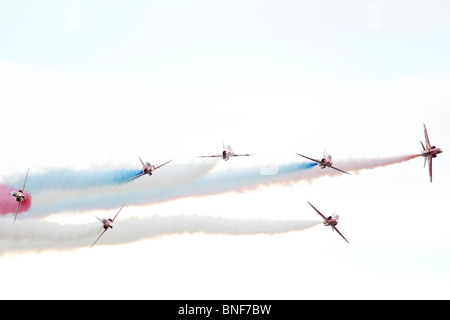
296 150 350 175
420 123 443 183
123 157 172 183
199 143 254 161
90 203 126 248
307 201 349 243
10 169 29 224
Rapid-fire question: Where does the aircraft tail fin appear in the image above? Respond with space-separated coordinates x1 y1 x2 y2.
420 141 426 151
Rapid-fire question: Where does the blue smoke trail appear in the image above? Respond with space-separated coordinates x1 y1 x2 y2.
28 161 318 216
4 168 142 192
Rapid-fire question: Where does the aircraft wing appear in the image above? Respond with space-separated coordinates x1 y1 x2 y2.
428 156 433 183
111 203 126 223
22 169 29 192
423 124 431 149
296 153 320 164
90 229 107 248
329 165 351 175
332 226 349 243
198 154 222 158
94 217 104 234
420 140 426 152
154 159 173 170
233 153 254 157
307 201 328 222
13 202 21 225
122 172 145 183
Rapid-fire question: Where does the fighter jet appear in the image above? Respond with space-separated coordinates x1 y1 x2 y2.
90 203 126 248
199 143 254 161
308 201 349 243
123 157 172 183
420 124 443 183
296 150 350 175
10 169 29 224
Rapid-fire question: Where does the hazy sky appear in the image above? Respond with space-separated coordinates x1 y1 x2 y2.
0 1 449 299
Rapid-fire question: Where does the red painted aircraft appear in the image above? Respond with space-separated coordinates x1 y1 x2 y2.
420 124 443 183
308 201 349 243
91 203 126 248
199 142 254 161
123 157 172 183
296 150 350 175
10 169 29 224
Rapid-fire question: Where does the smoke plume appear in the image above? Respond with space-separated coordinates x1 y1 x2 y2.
0 215 320 255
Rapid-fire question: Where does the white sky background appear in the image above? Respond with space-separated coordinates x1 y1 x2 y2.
0 1 450 299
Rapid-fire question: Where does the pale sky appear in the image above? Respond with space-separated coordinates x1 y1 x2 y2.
0 1 449 300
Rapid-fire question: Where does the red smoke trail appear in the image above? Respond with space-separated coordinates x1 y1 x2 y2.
0 184 32 216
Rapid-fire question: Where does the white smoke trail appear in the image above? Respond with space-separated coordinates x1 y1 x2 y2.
0 215 320 255
6 158 219 216
0 154 420 255
15 154 421 218
2 157 218 194
322 154 421 177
